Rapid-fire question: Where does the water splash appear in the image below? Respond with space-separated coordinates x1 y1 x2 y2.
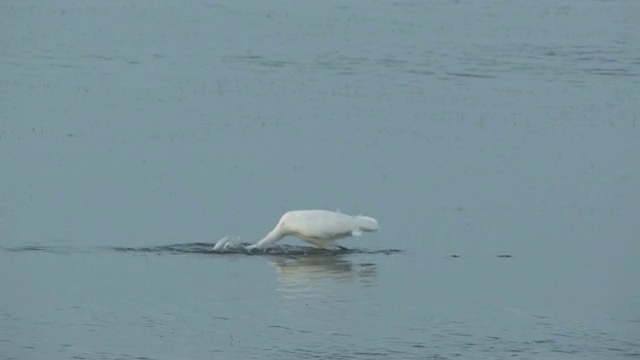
1 242 402 256
110 242 403 256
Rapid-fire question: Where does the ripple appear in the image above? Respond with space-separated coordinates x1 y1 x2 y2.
108 242 404 257
0 243 403 257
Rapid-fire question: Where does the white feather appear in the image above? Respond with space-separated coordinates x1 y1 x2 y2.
247 210 379 249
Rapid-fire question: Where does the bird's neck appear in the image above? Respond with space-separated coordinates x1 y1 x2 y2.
253 226 285 248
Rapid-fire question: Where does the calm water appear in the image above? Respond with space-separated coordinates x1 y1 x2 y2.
2 0 639 359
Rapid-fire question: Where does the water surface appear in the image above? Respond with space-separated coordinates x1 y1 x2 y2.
2 0 639 359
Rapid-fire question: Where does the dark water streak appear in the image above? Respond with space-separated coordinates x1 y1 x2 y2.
0 243 403 257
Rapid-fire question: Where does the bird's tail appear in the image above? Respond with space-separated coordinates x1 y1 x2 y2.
355 215 379 232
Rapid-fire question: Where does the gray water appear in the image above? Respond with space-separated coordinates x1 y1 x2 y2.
2 1 639 359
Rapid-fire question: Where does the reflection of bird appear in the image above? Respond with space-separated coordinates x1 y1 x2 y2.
273 256 355 281
247 210 379 250
271 255 378 298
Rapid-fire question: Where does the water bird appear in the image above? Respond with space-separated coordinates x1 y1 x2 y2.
213 210 379 251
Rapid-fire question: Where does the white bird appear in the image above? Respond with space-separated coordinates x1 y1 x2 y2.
245 210 379 250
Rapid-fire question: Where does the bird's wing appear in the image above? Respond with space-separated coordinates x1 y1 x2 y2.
299 212 359 239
